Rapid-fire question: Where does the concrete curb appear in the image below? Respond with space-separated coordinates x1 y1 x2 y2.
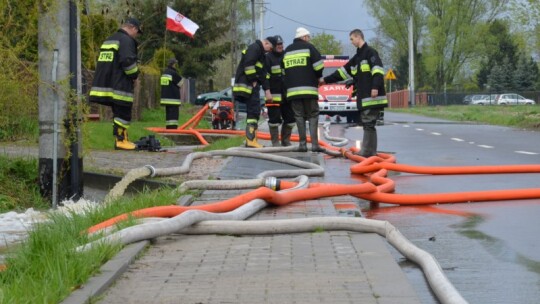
60 240 149 304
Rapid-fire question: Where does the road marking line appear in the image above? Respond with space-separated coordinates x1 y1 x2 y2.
431 132 441 136
451 138 464 142
478 145 494 149
468 142 475 144
415 128 424 131
403 125 410 128
515 151 538 155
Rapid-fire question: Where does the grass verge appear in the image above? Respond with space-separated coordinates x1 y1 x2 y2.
388 105 540 130
0 186 182 303
85 105 211 151
195 135 245 152
0 155 49 213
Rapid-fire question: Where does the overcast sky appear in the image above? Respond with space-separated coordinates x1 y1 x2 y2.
260 0 378 54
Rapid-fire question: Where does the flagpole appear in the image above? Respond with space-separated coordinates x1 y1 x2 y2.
163 23 168 69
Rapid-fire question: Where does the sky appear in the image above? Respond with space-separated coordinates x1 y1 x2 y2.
259 0 378 55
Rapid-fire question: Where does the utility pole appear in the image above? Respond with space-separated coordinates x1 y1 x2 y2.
259 3 264 40
38 0 83 207
251 0 256 42
408 15 415 107
231 0 237 78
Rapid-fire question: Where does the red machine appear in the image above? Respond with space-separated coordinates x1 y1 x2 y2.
211 100 236 130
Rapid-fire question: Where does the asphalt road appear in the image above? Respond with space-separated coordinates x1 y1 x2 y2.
330 111 540 303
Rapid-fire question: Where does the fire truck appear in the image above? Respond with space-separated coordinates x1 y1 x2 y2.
318 55 358 123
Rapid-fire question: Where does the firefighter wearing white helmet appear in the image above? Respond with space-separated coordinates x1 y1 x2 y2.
281 27 324 152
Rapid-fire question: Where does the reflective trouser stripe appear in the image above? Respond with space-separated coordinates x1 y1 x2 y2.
361 96 388 108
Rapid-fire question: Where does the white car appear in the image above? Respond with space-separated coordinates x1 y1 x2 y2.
470 94 498 105
497 94 536 105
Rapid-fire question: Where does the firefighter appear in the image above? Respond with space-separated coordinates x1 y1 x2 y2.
233 38 273 148
321 29 387 157
264 35 295 147
89 18 142 150
281 27 324 152
160 58 183 129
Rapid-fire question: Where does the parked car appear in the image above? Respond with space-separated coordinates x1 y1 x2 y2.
496 93 536 105
194 87 232 105
470 94 498 105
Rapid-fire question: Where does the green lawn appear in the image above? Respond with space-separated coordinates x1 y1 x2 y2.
388 105 540 130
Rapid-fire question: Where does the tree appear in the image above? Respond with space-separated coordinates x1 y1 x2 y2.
364 0 426 90
120 0 232 79
80 14 118 70
508 0 540 53
310 32 342 55
365 0 506 92
423 0 505 91
475 20 518 89
487 57 512 92
514 56 539 91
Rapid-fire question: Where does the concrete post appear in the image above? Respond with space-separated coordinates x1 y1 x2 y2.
38 0 83 205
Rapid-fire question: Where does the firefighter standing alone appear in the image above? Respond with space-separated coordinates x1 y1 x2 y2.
233 38 273 148
321 29 387 157
89 18 142 151
264 35 295 147
160 58 183 129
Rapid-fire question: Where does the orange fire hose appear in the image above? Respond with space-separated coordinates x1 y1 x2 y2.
91 105 540 235
87 183 377 234
88 147 540 235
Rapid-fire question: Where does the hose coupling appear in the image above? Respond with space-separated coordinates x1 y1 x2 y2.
264 177 280 191
144 165 156 177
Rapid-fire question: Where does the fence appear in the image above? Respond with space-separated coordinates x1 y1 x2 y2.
387 90 540 108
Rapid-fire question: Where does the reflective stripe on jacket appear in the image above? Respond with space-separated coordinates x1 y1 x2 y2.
160 67 182 106
264 50 285 104
89 29 139 107
233 40 268 100
323 42 387 110
281 38 323 101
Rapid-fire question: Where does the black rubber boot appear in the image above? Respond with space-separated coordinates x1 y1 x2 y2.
269 125 280 147
281 124 294 146
295 118 308 152
359 129 377 157
309 117 323 152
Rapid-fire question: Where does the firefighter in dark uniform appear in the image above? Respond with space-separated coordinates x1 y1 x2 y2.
160 58 183 129
282 27 324 152
233 38 273 148
264 35 295 146
321 29 387 157
89 18 142 150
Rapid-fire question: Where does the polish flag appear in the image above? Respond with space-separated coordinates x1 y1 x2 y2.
166 6 199 38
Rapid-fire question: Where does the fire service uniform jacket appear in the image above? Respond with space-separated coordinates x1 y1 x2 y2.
160 66 182 106
89 29 140 107
233 40 268 99
264 50 285 104
324 42 387 110
281 38 324 101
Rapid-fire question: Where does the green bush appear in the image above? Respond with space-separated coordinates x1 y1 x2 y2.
0 155 48 212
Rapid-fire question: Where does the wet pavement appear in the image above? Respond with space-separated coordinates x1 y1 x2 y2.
357 112 540 303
